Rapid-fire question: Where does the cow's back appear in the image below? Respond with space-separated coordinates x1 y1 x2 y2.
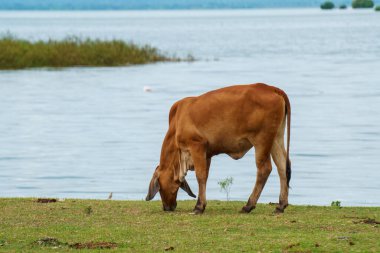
174 83 286 157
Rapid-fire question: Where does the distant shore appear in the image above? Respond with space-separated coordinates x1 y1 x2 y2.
0 198 379 252
0 36 187 70
0 0 370 10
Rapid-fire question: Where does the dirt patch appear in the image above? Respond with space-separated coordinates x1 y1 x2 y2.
353 218 380 225
36 198 57 203
282 243 313 253
285 242 300 249
33 238 117 250
70 242 118 249
318 225 335 231
361 218 380 225
344 215 380 225
33 237 66 247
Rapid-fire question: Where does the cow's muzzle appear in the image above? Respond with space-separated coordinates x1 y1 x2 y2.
163 202 177 212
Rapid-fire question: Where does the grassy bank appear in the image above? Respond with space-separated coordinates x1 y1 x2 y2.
0 36 182 69
0 199 379 252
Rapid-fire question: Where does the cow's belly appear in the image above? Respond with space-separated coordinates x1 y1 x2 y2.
210 137 253 160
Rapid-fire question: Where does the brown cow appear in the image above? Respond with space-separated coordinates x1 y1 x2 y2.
146 83 291 214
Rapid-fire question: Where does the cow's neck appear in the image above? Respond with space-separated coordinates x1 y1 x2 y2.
159 131 178 175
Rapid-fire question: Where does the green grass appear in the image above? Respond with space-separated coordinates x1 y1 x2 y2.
0 35 183 70
0 199 379 252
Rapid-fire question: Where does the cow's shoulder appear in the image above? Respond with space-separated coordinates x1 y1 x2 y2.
168 97 195 124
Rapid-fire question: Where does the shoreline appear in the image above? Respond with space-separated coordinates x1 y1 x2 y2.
1 197 380 207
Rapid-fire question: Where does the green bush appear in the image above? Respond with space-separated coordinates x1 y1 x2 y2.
320 1 335 9
331 201 341 207
339 4 347 9
352 0 374 8
0 35 181 69
375 5 380 11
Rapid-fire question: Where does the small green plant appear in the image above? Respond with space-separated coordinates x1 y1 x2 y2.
331 201 341 207
375 5 380 11
84 206 93 215
339 4 347 9
218 177 233 201
320 1 335 9
352 0 374 8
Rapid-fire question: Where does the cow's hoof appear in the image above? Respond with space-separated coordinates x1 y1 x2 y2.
273 207 284 214
240 205 254 213
192 208 204 215
193 206 205 215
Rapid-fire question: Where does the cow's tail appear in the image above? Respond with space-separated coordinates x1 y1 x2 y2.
276 87 291 188
284 92 291 188
285 94 291 188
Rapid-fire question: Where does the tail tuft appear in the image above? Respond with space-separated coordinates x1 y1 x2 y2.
286 159 291 188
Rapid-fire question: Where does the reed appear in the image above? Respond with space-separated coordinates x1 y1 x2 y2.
0 35 181 69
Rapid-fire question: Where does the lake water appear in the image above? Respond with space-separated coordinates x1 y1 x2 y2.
0 9 379 206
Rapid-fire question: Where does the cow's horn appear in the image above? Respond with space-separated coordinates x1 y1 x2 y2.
180 179 196 198
146 174 160 201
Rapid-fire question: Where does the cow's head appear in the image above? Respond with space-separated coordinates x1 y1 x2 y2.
145 165 196 211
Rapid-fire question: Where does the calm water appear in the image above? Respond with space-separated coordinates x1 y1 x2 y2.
0 9 379 206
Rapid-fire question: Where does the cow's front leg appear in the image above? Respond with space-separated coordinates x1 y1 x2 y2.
190 144 210 214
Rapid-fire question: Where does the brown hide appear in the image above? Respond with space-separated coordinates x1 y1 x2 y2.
146 83 291 214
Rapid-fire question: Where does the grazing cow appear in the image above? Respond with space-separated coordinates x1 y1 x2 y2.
146 83 291 214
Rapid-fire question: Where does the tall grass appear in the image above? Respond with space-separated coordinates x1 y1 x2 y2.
0 35 181 69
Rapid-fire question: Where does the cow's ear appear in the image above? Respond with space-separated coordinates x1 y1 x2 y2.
180 179 196 198
146 173 160 201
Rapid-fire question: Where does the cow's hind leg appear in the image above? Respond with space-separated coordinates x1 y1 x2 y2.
271 115 289 213
241 145 273 213
271 134 289 213
189 143 210 214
